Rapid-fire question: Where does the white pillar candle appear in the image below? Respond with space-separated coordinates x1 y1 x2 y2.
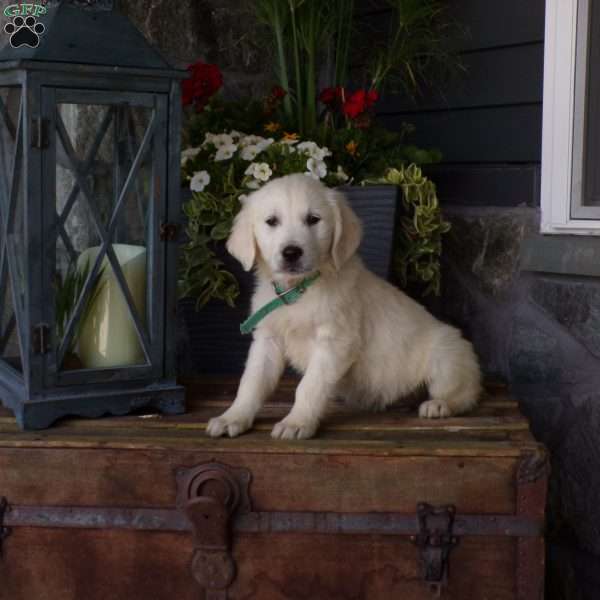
77 244 147 369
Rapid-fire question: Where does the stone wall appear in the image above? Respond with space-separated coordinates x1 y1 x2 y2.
441 204 600 600
115 0 272 99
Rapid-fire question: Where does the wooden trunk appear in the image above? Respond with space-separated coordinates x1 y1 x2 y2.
0 380 547 600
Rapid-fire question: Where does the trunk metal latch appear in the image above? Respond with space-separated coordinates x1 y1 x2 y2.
177 462 251 600
0 497 11 557
411 503 459 596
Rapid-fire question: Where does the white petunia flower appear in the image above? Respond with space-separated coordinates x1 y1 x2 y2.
253 162 273 182
313 146 332 161
211 133 234 149
181 146 202 166
201 133 216 148
229 130 246 140
297 141 318 156
214 143 238 161
246 180 261 189
334 165 349 182
297 141 332 161
239 135 265 148
256 137 275 152
190 170 211 192
245 163 258 176
240 145 260 161
306 157 327 179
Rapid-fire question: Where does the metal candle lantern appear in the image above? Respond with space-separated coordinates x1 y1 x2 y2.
0 2 186 428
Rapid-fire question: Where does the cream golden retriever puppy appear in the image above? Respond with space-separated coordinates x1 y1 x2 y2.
206 174 481 440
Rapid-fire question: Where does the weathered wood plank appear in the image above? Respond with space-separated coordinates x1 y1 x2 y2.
0 529 516 600
232 534 516 600
0 528 196 600
0 412 530 434
0 447 518 513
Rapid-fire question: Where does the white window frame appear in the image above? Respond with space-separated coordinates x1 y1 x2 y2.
541 0 600 234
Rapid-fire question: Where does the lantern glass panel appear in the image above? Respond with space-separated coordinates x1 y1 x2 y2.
53 101 155 372
0 86 25 374
1 272 23 373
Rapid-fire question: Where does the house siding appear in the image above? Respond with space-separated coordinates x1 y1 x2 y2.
368 0 545 206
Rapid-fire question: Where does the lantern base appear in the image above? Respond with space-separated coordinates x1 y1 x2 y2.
1 381 185 430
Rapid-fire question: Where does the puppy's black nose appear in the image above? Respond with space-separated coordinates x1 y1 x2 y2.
282 245 303 263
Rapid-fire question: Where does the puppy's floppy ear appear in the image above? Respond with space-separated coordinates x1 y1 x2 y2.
226 200 256 271
329 188 363 270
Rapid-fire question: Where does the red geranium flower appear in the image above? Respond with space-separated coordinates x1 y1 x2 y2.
342 88 379 119
319 86 344 106
366 89 379 107
342 89 367 119
182 61 223 111
264 85 288 116
271 85 287 100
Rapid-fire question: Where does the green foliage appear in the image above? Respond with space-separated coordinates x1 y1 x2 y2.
366 164 451 296
252 0 461 135
180 189 242 309
179 0 461 308
54 260 105 352
179 128 450 307
315 122 443 185
182 100 267 148
179 133 348 309
254 0 353 134
370 0 463 95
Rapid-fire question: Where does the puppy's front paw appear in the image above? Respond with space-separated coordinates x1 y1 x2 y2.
206 413 253 438
271 417 318 440
419 399 451 419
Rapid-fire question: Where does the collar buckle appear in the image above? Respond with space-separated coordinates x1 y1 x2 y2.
272 282 301 304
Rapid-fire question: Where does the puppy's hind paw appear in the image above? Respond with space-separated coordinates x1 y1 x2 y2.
419 399 451 419
271 418 318 440
206 413 252 438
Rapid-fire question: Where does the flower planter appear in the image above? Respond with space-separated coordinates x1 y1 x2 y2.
177 185 399 376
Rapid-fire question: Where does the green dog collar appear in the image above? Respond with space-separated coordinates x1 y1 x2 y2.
240 271 321 335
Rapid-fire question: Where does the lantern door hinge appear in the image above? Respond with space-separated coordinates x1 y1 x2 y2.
31 117 49 149
160 222 179 242
411 503 459 597
0 497 11 557
32 323 50 355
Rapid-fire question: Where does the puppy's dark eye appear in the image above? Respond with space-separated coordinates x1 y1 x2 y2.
306 214 321 226
265 216 279 227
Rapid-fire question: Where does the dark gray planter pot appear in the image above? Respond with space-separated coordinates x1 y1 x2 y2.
177 185 400 376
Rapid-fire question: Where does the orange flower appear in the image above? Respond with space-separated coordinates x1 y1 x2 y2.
345 140 359 156
282 132 299 141
264 121 282 133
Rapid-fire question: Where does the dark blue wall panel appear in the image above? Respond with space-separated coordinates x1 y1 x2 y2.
367 0 546 206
